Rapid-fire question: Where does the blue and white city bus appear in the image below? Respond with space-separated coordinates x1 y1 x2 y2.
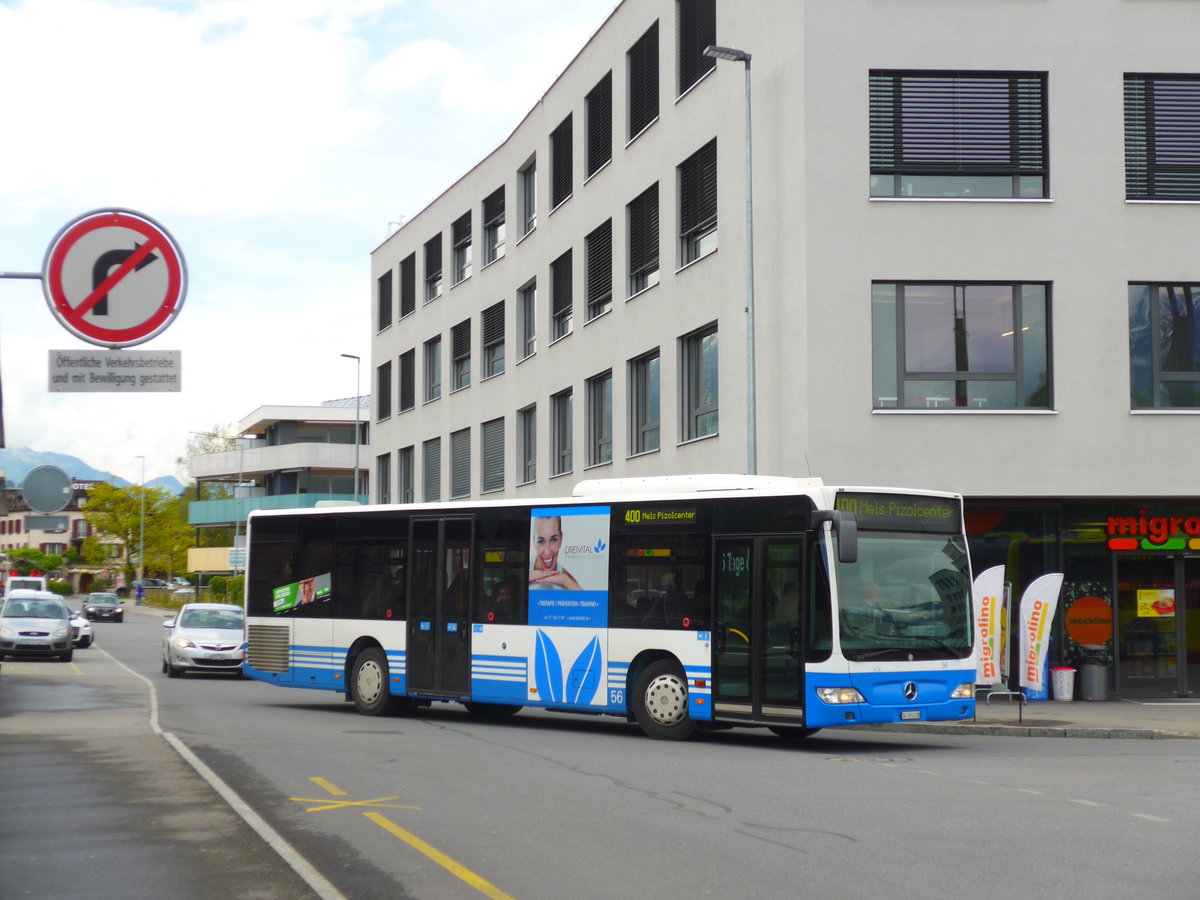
243 475 976 740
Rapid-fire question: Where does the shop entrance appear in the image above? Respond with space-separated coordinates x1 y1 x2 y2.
1114 555 1200 698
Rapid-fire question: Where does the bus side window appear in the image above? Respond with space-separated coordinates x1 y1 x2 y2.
807 538 833 660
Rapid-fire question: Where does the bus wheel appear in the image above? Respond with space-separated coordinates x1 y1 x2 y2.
632 659 695 740
768 726 821 741
351 648 400 716
464 702 522 719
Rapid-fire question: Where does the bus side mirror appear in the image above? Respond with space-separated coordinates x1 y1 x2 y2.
813 510 858 564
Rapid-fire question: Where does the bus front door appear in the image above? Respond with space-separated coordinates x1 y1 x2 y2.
407 517 473 697
712 536 807 726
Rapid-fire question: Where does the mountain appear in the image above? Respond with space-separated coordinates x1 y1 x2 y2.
0 447 183 494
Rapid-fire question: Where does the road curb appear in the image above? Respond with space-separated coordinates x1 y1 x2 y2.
853 723 1196 740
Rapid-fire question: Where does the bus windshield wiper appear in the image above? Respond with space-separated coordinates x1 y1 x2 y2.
845 648 908 661
905 635 960 657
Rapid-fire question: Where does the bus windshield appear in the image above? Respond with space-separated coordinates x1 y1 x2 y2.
835 531 972 661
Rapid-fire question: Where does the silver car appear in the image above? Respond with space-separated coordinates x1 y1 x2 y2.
0 590 74 661
161 603 245 677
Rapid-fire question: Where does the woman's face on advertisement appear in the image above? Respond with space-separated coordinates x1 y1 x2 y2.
535 518 562 569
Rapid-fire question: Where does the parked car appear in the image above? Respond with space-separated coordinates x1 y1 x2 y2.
172 585 197 597
66 606 94 648
138 578 171 589
161 603 245 677
83 592 124 622
0 589 74 661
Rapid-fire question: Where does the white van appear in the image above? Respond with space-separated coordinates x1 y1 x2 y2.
4 575 48 597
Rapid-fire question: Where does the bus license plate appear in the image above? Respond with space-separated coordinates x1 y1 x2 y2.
900 710 921 721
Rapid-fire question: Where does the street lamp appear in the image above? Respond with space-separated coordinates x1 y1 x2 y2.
134 455 146 585
704 44 758 475
341 353 362 500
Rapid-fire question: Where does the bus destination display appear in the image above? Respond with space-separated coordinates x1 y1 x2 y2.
835 492 961 532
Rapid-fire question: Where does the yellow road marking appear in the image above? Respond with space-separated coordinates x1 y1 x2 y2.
291 776 420 813
364 812 518 900
309 776 347 796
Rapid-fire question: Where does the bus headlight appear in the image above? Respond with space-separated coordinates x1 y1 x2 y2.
950 683 974 699
816 687 865 705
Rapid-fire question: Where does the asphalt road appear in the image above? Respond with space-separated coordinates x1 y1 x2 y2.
4 609 1200 900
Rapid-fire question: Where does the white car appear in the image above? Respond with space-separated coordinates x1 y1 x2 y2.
161 603 245 677
67 606 94 648
0 589 74 661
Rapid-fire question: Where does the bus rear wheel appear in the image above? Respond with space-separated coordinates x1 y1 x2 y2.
632 659 695 740
351 648 402 716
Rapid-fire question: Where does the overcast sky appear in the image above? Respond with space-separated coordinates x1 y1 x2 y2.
0 0 618 485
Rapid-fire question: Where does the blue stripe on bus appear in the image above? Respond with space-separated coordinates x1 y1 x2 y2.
804 669 974 728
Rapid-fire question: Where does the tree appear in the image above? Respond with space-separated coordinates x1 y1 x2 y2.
7 547 64 578
82 482 176 584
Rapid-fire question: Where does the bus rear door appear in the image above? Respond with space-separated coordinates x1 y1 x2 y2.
407 516 473 697
712 536 807 726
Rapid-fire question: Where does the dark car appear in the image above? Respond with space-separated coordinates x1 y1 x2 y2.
83 592 124 622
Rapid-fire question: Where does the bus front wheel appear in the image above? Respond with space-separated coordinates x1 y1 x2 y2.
632 659 695 740
351 648 402 716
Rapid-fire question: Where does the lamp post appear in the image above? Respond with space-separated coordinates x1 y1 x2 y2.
134 455 146 585
704 44 757 475
341 353 362 500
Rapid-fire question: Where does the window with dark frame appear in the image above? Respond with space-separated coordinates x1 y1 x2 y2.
483 187 505 264
869 70 1049 199
451 319 471 390
551 388 573 476
399 445 414 503
630 349 660 454
1125 74 1200 201
1129 282 1200 408
551 115 573 209
628 182 660 295
519 405 537 484
482 300 505 378
587 370 613 466
376 453 391 504
377 269 393 332
679 139 717 264
519 280 536 359
677 0 716 95
682 324 718 440
519 157 537 235
424 234 442 301
481 417 505 493
399 348 415 413
585 219 613 321
450 427 471 499
375 360 392 421
452 212 472 284
400 253 416 317
586 72 613 177
424 335 442 402
628 21 660 138
871 282 1052 410
551 250 573 340
423 437 441 502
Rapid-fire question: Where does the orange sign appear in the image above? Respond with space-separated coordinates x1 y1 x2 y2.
1065 595 1113 645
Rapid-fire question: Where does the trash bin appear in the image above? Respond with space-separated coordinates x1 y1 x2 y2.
1079 663 1109 701
1051 666 1076 701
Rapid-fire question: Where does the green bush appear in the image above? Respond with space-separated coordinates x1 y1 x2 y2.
46 581 72 597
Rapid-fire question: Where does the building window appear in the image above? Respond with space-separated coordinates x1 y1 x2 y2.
551 388 573 476
869 70 1049 199
679 139 717 264
628 183 660 295
375 360 392 421
872 282 1052 410
630 349 660 454
586 71 613 177
450 427 471 499
628 21 659 139
519 156 537 236
424 335 441 402
424 234 442 301
423 437 441 502
377 269 393 332
399 348 415 413
682 324 719 440
452 212 472 284
376 453 391 504
399 446 414 503
400 253 416 318
451 319 471 391
1129 283 1200 408
1125 74 1200 201
587 371 613 467
519 405 537 484
677 0 715 95
551 114 573 209
551 250 573 340
483 187 505 264
481 417 505 493
482 300 505 378
519 280 537 359
585 219 613 321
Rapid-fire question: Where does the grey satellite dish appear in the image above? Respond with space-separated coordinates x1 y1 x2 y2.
22 465 73 514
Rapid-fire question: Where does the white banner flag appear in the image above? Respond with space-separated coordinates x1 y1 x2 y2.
1019 574 1063 690
972 565 1006 686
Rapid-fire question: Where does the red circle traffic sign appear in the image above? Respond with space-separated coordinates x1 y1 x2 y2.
42 208 187 348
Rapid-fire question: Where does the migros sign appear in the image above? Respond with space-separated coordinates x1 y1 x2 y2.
1107 510 1200 551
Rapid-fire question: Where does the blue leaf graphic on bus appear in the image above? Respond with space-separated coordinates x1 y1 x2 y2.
534 630 564 704
567 636 602 705
593 538 607 554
